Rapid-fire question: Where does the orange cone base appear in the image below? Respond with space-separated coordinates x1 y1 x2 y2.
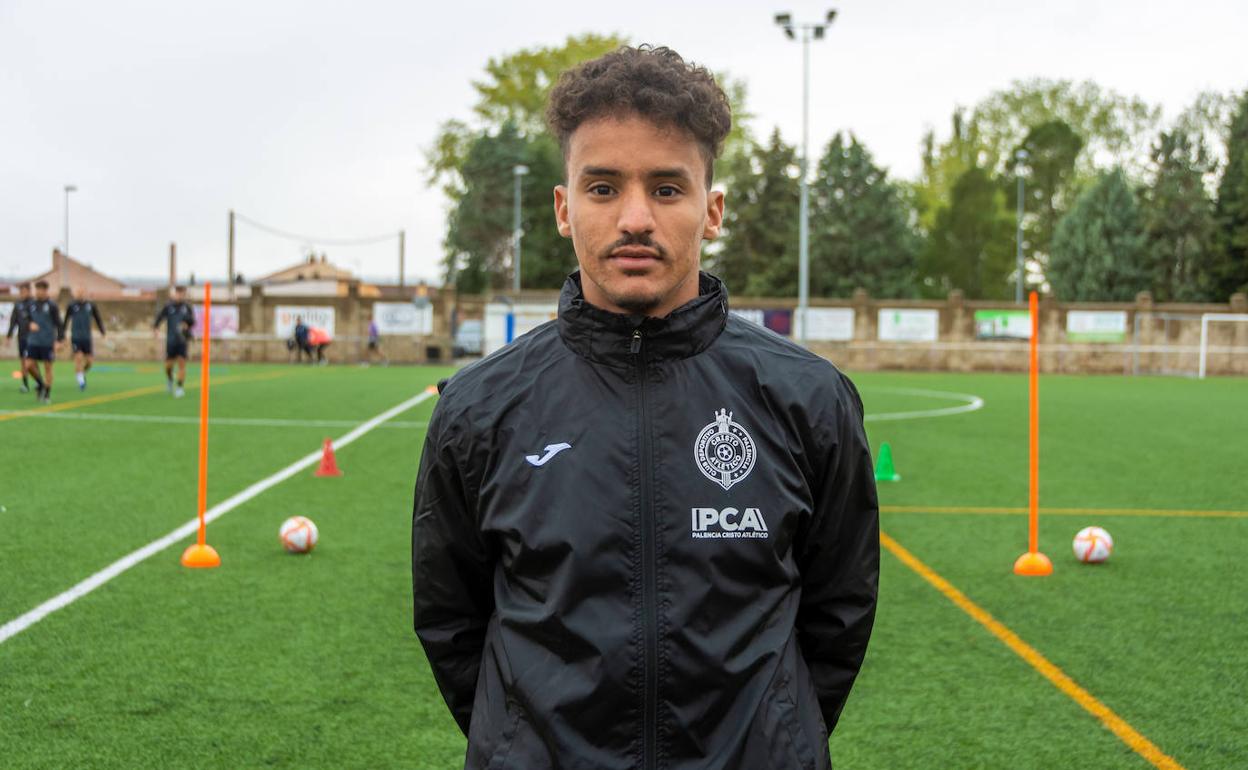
1013 551 1053 576
181 543 221 568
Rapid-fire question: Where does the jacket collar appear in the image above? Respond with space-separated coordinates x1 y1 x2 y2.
558 271 728 367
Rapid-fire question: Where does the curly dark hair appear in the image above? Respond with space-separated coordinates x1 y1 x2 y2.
546 45 732 186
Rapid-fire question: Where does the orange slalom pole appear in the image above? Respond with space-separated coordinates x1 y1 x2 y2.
1014 290 1052 576
181 283 221 568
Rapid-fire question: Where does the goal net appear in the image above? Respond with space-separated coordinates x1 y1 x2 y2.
1199 313 1248 379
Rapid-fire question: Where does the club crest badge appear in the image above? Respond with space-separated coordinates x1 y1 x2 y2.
694 409 757 491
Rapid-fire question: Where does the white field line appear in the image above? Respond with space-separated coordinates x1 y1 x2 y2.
864 387 985 422
0 409 427 430
0 389 436 647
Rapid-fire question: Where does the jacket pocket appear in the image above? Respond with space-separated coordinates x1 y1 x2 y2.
768 670 819 770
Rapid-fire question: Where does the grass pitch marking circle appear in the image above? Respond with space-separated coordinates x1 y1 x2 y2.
864 387 985 422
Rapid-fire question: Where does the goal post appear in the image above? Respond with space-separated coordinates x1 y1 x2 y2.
1199 313 1248 379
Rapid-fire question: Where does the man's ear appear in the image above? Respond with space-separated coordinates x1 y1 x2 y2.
702 189 725 241
554 185 572 238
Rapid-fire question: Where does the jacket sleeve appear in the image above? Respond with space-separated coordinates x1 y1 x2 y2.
412 403 494 736
794 372 880 733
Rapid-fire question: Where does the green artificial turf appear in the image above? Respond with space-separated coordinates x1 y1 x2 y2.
1 362 1245 768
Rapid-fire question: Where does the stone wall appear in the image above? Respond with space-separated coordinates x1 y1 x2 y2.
5 284 1246 376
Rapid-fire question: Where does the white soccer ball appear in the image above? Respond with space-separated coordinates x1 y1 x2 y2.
1072 526 1113 564
279 516 319 554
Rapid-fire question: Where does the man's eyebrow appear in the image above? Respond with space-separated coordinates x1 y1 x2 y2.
577 166 693 181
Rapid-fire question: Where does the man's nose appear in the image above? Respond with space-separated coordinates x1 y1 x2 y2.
616 187 657 236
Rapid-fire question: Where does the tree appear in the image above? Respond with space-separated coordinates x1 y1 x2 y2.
1140 130 1216 302
1007 119 1084 266
920 167 1015 299
708 129 800 297
968 78 1159 180
442 123 572 293
808 133 919 298
1212 92 1248 299
1049 169 1150 301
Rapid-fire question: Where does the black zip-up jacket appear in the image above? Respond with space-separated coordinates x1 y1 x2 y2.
413 272 879 770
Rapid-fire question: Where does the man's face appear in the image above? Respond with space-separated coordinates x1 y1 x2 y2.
18 286 30 299
35 286 48 300
554 114 724 318
174 289 186 302
73 287 85 300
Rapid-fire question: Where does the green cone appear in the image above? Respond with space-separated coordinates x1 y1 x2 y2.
875 442 901 482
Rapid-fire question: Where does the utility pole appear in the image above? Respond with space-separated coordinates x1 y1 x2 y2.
774 10 836 345
228 209 236 300
399 229 406 288
513 164 529 294
1014 149 1029 303
169 242 177 287
62 184 77 289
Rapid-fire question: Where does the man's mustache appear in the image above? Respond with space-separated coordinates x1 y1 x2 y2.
601 233 667 260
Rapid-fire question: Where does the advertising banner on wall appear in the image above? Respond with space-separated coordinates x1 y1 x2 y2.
974 310 1031 340
1066 310 1127 342
731 308 793 336
274 305 335 338
194 304 239 338
795 307 855 341
373 302 433 335
878 309 939 342
483 303 558 355
0 303 12 337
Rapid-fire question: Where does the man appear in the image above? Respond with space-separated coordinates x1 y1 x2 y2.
292 316 313 363
61 287 106 390
365 315 387 366
23 281 63 404
5 282 34 393
153 286 195 397
413 46 878 770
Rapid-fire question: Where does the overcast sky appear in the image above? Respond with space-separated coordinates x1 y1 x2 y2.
2 0 1245 286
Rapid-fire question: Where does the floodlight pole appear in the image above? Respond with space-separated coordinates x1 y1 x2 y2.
1014 149 1028 304
512 164 529 294
63 184 77 288
775 10 836 344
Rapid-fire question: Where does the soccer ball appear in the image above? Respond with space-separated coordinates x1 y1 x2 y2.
279 516 319 554
1072 526 1113 563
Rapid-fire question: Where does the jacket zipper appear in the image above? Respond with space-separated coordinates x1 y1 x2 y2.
633 328 658 770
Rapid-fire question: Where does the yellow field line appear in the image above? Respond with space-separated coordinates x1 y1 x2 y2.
881 504 1248 519
880 531 1186 770
0 371 288 423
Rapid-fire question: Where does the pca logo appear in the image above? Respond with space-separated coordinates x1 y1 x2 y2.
694 409 757 491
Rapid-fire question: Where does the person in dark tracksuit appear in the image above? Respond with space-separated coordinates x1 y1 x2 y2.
23 281 63 404
153 285 195 398
413 47 879 770
5 282 35 393
61 287 106 391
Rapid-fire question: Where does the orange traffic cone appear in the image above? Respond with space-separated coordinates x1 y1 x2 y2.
314 438 343 477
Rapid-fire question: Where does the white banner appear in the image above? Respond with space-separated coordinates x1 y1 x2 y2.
797 308 855 341
373 302 433 335
484 303 558 355
274 306 335 338
194 304 239 338
0 302 12 338
878 308 939 342
1066 310 1127 342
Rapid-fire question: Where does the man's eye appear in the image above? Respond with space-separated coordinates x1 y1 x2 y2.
589 184 614 196
655 186 680 197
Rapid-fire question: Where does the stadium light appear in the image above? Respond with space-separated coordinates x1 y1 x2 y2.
1014 149 1029 304
63 184 77 289
513 164 529 294
773 9 837 344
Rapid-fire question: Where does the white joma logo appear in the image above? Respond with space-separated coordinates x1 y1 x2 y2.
691 507 769 539
525 443 572 467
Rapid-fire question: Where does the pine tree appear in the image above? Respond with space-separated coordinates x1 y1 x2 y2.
708 129 800 297
1006 119 1083 268
808 133 919 298
1140 130 1216 301
1049 169 1150 301
1212 92 1248 299
920 167 1016 299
